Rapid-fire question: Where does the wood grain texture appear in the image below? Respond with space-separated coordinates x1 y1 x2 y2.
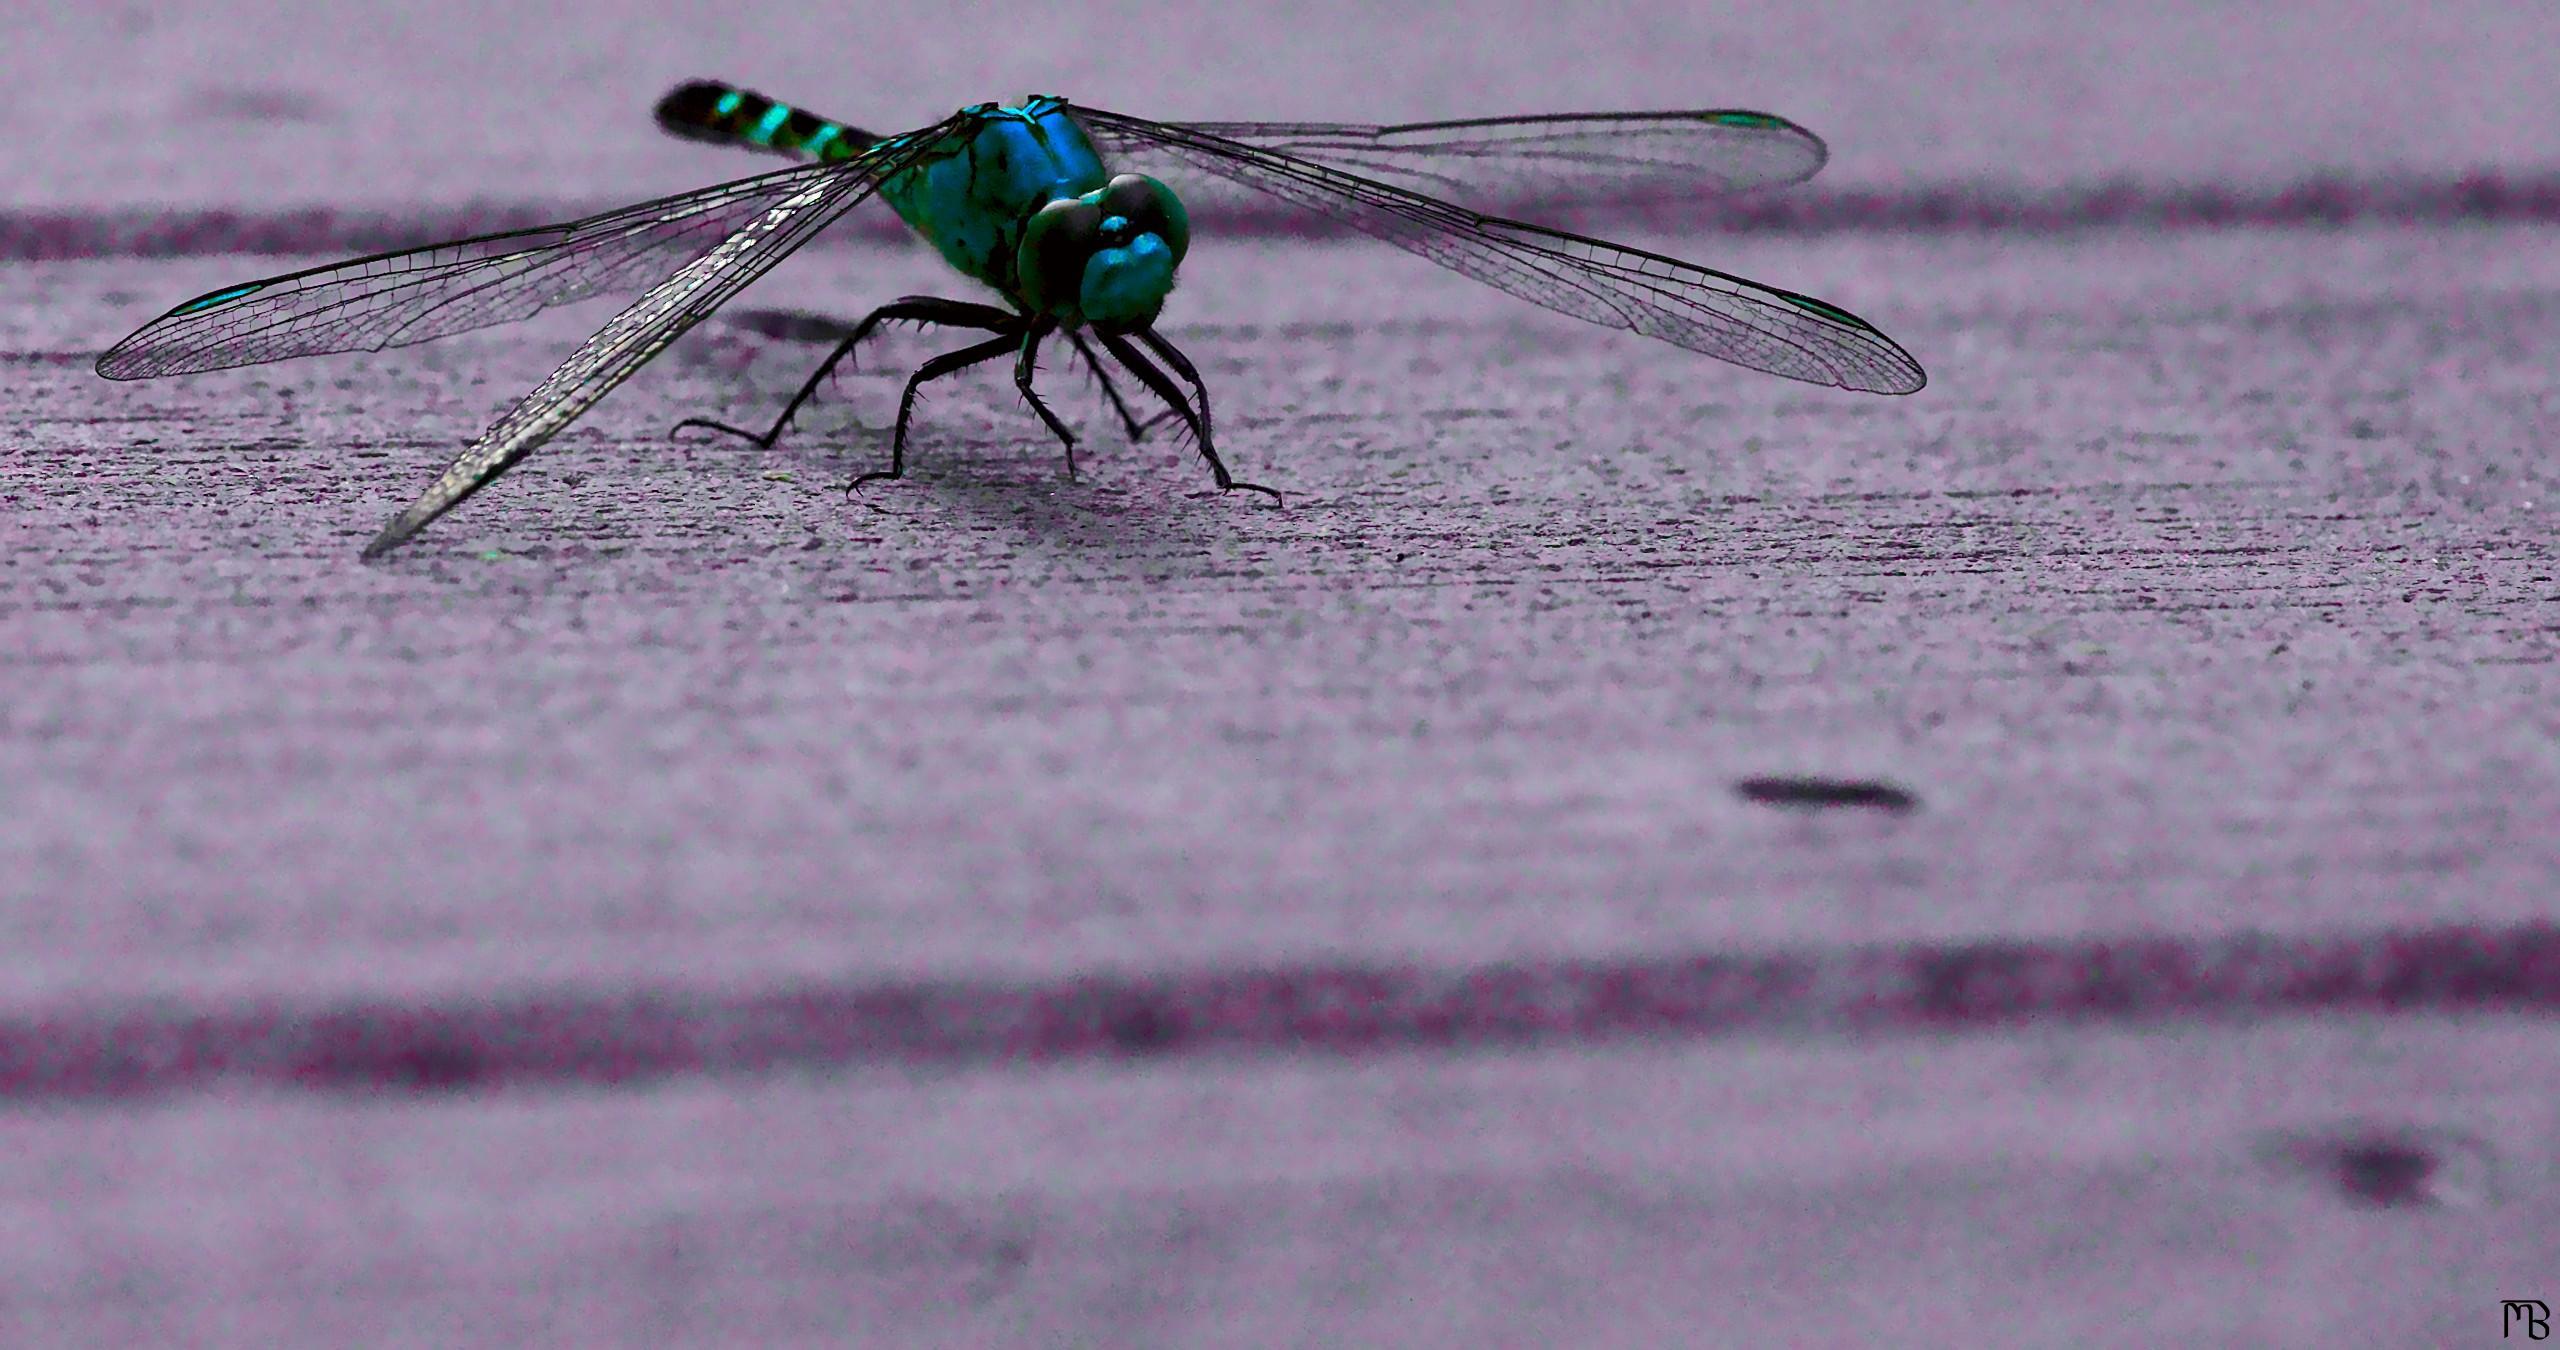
9 229 2556 989
5 1 2558 1338
7 220 2553 1345
1 1021 2549 1346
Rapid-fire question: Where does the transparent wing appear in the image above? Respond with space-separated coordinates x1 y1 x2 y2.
1133 109 1827 216
97 157 881 380
361 125 957 557
1075 107 1924 395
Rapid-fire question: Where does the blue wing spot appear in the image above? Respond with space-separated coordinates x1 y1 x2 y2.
1707 111 1787 130
171 283 265 316
1781 292 1873 330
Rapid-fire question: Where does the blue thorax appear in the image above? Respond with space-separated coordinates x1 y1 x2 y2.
878 97 1111 303
878 97 1187 328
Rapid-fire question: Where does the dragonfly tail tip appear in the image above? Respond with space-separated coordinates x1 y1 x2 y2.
360 517 418 561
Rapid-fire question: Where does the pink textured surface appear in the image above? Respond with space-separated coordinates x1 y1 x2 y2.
5 2 2558 1345
8 1 2557 208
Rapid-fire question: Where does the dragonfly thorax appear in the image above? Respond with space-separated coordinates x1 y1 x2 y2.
1016 173 1190 328
873 96 1187 325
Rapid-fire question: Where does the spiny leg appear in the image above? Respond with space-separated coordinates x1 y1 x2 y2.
1095 332 1211 480
1063 327 1167 443
852 331 1024 494
1010 316 1087 478
1098 329 1284 503
1135 327 1212 441
677 295 1019 449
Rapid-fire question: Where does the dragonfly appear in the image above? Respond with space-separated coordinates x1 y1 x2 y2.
97 81 1927 558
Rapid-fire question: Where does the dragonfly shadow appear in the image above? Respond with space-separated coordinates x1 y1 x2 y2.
915 457 1251 575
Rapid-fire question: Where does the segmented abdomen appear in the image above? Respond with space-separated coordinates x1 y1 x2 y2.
653 81 877 162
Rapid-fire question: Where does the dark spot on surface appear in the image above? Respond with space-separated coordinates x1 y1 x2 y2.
2257 1124 2490 1209
2330 1139 2438 1205
1735 776 1919 812
188 87 332 124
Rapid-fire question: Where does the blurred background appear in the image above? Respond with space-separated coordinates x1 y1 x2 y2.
9 0 2555 205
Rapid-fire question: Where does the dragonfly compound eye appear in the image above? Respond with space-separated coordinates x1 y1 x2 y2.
1017 180 1188 329
1017 198 1104 318
1096 174 1188 265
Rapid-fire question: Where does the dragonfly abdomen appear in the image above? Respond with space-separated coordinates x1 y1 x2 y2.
654 81 876 162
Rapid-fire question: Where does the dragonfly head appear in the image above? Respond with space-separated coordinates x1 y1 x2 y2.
1016 173 1189 328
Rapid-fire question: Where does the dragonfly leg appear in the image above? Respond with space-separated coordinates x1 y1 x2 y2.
852 331 1024 495
1012 317 1083 478
1062 327 1167 443
678 295 1019 449
1099 328 1285 503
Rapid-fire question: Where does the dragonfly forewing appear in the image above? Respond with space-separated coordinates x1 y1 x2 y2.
96 119 962 556
360 126 957 556
1143 109 1827 218
1075 108 1924 395
96 159 887 381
